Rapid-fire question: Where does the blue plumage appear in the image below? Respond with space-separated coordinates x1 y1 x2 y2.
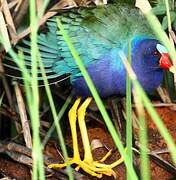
3 3 173 97
72 36 164 97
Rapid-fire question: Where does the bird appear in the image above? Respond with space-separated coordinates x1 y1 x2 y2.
3 1 175 178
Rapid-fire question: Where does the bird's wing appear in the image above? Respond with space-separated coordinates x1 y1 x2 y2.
3 2 153 81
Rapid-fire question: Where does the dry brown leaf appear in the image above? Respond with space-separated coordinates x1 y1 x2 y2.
1 0 17 44
17 0 77 43
0 11 11 51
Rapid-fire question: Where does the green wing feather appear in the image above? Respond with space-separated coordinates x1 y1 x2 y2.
4 2 153 81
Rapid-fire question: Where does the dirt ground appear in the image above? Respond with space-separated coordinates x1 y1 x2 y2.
0 105 176 179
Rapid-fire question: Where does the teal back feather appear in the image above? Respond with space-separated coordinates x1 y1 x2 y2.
4 2 154 81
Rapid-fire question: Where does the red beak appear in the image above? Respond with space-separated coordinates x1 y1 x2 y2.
159 53 172 70
159 53 176 73
156 44 176 73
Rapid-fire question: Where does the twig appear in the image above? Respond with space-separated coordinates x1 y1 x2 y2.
134 143 176 176
0 141 89 180
0 52 5 73
0 103 21 122
16 0 76 44
1 76 13 108
149 152 176 176
170 30 176 44
157 87 172 103
8 0 18 10
0 73 22 132
14 83 32 148
36 0 44 13
0 0 17 44
0 10 11 51
12 0 28 29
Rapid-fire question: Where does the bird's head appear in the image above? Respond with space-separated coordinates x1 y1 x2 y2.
126 37 176 92
132 38 175 73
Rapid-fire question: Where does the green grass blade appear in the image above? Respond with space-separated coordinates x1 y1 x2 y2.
133 87 150 180
134 80 176 164
136 0 176 63
38 57 73 180
164 0 172 31
120 52 176 165
126 40 133 180
42 94 72 147
29 0 45 178
139 114 150 180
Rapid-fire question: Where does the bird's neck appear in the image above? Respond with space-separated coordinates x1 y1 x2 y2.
131 36 164 92
131 54 164 92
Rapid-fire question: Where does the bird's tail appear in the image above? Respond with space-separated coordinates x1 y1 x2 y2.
2 20 70 84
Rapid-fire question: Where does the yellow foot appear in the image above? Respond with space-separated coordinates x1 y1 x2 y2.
48 157 115 178
48 98 125 178
95 148 127 168
75 149 114 172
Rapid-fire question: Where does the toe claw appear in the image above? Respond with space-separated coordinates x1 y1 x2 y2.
48 163 67 169
99 149 113 163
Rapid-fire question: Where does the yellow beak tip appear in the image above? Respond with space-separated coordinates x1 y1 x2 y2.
169 66 176 74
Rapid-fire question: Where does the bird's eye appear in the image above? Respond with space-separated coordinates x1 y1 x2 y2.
153 50 160 56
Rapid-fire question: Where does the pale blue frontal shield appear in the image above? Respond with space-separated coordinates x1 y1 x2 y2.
156 44 168 54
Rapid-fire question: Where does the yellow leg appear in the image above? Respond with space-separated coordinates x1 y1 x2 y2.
76 98 123 177
68 98 81 160
77 97 93 163
48 98 81 168
48 98 126 179
48 98 104 178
